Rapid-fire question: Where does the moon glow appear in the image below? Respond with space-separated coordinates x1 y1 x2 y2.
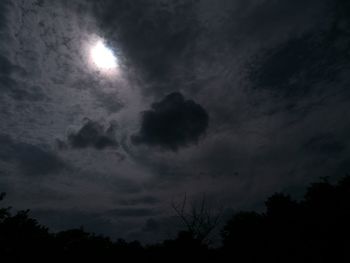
90 40 118 71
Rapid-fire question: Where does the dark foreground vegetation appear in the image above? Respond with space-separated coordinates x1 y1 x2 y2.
1 176 350 262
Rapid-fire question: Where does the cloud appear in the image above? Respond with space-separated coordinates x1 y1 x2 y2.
303 133 346 156
142 218 159 232
118 196 159 206
89 0 200 95
0 134 67 176
250 34 344 97
247 0 350 99
0 55 47 101
0 55 25 99
132 92 209 151
0 0 10 31
106 208 159 217
66 119 119 150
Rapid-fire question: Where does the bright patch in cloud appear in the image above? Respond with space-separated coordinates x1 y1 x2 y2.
91 40 117 70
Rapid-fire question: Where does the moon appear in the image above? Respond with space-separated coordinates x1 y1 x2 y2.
90 40 118 71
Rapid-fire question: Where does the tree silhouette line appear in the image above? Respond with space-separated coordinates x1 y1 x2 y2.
1 176 349 262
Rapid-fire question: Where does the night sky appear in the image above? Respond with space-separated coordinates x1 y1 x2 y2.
0 0 349 243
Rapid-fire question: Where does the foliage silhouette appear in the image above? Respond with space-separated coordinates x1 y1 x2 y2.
222 176 350 263
0 176 350 262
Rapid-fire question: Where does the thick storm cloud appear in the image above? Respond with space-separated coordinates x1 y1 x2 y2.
132 92 209 151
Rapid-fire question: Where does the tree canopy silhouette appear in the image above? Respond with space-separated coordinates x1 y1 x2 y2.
0 175 349 262
221 176 350 263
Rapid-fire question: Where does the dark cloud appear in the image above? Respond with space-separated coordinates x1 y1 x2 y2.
118 196 159 206
0 55 23 98
111 177 143 195
0 55 47 101
66 119 118 150
0 134 67 176
89 0 200 95
248 0 350 100
94 91 124 113
142 218 159 232
0 0 10 31
132 92 209 151
303 133 346 156
33 0 45 8
248 34 340 99
106 208 159 218
335 159 350 176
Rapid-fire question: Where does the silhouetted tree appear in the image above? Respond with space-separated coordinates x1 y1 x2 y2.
171 194 222 246
222 176 350 263
1 175 350 262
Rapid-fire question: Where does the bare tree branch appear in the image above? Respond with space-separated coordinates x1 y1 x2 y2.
171 193 223 245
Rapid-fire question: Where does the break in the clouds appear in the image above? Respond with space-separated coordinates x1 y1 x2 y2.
132 92 209 151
